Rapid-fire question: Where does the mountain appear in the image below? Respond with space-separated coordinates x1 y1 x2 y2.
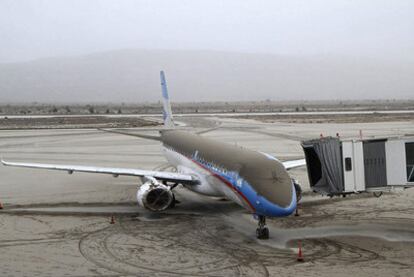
0 49 413 103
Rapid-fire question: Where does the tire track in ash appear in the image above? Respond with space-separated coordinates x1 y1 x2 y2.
293 238 380 265
120 214 268 276
79 225 163 277
193 217 270 276
0 238 66 249
79 216 235 276
141 216 262 276
78 212 275 277
119 215 239 276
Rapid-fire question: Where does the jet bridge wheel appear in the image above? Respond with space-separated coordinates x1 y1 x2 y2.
373 191 383 198
256 215 269 240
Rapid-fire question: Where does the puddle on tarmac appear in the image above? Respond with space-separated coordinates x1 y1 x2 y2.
225 213 414 249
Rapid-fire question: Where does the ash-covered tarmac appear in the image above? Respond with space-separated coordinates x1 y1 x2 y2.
0 115 413 276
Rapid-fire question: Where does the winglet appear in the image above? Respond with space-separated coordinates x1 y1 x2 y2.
160 71 175 128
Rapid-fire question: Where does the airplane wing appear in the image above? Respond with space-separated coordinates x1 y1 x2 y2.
195 125 222 135
98 128 162 141
1 159 197 185
282 159 306 170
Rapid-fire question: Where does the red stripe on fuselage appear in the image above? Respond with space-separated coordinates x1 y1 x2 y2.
190 158 256 212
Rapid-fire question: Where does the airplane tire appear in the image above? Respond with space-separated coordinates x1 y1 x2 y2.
256 227 269 240
262 228 269 239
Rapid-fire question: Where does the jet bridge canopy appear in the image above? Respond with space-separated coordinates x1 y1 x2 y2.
301 136 414 195
301 137 344 194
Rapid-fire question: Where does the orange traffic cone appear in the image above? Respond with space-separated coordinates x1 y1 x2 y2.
110 215 115 224
297 240 304 262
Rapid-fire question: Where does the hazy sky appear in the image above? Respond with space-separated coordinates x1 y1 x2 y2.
1 0 413 63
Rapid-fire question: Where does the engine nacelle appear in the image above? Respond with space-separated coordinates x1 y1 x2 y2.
137 178 174 211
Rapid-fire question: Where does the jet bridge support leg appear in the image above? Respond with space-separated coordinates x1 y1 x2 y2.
256 215 269 239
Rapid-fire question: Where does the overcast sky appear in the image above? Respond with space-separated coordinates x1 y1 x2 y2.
1 0 413 63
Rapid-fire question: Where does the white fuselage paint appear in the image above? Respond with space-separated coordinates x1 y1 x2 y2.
162 146 247 209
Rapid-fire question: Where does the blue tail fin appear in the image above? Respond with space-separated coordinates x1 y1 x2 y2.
160 71 175 128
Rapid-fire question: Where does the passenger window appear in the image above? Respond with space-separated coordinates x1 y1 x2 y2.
345 157 352 171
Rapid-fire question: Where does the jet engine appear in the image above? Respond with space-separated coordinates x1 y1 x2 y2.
137 177 174 211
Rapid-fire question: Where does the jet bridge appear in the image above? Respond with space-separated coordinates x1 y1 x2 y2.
301 136 414 195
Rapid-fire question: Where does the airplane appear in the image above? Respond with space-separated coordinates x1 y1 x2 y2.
1 71 306 239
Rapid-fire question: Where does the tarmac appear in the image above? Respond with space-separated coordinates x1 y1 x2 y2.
0 115 413 276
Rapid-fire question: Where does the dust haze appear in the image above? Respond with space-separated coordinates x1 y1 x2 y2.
1 50 413 103
0 1 413 102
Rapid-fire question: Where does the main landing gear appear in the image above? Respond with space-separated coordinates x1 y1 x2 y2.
256 215 269 239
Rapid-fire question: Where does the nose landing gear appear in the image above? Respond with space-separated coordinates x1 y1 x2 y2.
292 179 302 202
293 179 303 216
256 215 269 239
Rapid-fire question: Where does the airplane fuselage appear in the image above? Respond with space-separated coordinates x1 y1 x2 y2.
161 130 297 217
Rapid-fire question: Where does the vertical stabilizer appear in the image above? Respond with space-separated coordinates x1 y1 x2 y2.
160 71 175 128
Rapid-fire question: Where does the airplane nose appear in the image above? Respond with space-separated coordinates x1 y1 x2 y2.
240 156 297 217
254 182 297 217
